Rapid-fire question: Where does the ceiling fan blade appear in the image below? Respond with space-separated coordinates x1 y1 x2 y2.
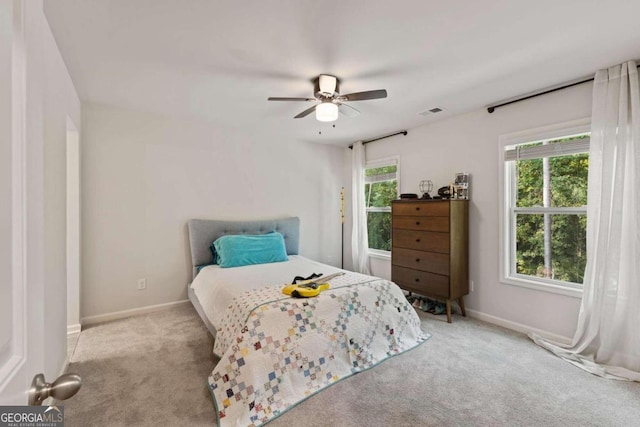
294 104 318 119
341 89 387 101
338 103 360 118
268 97 317 102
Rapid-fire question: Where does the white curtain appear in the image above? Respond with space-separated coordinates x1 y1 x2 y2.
351 141 371 274
532 61 640 381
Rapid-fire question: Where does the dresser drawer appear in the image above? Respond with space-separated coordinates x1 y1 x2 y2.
393 215 449 232
392 247 450 276
392 201 449 217
392 229 450 253
392 266 449 298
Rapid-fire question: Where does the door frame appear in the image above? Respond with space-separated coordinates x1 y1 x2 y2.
66 117 81 337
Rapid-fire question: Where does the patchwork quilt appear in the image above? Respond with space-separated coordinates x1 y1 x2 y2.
208 272 430 426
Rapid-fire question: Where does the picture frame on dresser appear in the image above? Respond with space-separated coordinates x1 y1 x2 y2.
391 199 469 323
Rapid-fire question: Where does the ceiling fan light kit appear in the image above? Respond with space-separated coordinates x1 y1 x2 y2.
268 74 387 122
316 102 339 122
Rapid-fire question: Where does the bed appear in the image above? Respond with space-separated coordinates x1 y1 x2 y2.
187 217 429 427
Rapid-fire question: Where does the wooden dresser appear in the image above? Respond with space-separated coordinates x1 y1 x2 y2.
391 199 469 323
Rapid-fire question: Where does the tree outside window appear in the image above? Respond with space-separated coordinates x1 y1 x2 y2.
364 162 398 252
506 133 589 288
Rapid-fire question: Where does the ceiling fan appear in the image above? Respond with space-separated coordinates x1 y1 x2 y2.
268 74 387 122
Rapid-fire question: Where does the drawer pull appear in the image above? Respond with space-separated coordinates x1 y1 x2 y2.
415 258 420 262
416 221 420 225
416 238 421 243
415 278 420 282
415 207 420 211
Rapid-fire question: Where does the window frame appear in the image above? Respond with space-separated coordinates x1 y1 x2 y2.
498 118 590 298
365 156 400 260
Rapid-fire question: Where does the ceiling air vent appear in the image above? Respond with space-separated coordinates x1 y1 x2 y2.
418 107 444 116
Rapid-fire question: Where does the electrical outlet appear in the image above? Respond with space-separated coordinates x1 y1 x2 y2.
137 278 147 290
470 280 474 292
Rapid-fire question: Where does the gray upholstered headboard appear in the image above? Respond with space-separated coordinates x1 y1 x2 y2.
187 217 300 280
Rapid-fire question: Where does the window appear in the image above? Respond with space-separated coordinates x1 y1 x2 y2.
364 157 399 256
499 120 590 296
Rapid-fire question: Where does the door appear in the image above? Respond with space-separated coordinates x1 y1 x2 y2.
0 0 48 405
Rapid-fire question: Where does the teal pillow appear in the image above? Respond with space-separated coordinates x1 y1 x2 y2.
213 232 288 268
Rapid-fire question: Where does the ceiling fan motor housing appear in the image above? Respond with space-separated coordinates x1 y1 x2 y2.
315 74 339 98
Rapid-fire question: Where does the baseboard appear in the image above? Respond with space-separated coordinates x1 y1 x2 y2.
67 323 81 336
65 324 81 374
465 308 573 345
81 299 190 327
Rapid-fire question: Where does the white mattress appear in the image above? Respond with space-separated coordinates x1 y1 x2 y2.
190 255 344 332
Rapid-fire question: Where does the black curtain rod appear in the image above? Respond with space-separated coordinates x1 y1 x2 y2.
348 130 407 149
487 63 640 113
487 78 592 113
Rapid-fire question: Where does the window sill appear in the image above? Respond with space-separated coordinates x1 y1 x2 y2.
501 275 583 298
368 250 391 261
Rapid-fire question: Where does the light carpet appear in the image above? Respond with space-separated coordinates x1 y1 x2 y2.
64 303 640 426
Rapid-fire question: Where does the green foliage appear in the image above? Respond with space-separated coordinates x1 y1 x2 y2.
366 165 397 177
515 150 588 284
516 154 588 207
367 212 392 251
365 180 398 208
364 165 397 251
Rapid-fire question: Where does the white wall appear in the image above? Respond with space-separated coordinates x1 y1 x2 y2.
345 82 593 339
81 103 346 319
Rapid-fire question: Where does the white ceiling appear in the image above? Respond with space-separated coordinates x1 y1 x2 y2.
44 0 640 146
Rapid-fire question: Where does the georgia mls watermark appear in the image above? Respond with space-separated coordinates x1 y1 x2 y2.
0 406 64 427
